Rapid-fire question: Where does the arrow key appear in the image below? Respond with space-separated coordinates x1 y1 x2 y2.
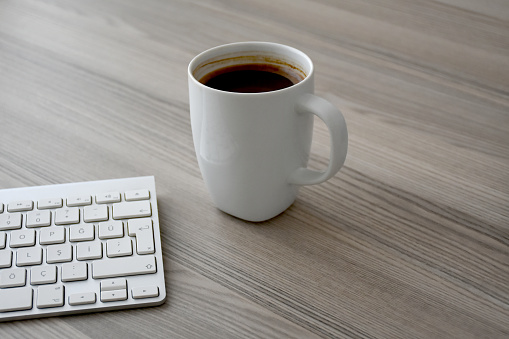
101 289 127 302
69 292 96 306
101 278 127 292
132 286 159 299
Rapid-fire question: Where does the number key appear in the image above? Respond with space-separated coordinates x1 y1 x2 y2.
55 208 80 225
26 210 51 228
0 213 22 230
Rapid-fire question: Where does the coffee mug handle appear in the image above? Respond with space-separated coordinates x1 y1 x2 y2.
288 93 348 185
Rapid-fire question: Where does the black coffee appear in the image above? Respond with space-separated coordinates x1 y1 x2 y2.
200 64 300 93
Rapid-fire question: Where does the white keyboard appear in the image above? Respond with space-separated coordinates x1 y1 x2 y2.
0 176 166 321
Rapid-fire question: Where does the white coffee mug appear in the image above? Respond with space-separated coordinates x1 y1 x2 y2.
188 42 348 222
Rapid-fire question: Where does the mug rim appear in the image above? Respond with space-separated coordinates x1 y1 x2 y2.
188 41 314 96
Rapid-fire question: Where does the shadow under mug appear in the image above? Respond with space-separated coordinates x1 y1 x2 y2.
188 42 348 222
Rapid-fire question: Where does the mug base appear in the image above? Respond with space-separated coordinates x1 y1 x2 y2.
216 199 295 222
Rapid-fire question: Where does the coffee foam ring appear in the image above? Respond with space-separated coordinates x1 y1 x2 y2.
193 52 307 85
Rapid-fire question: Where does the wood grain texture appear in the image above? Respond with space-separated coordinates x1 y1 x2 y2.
0 0 508 338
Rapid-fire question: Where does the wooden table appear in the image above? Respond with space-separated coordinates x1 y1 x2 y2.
1 0 508 337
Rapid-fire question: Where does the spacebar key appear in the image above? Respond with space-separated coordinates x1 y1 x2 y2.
92 256 157 279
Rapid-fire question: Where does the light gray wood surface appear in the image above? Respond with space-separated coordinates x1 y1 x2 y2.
1 0 508 338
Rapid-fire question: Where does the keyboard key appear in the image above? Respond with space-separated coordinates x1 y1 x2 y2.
96 192 121 204
101 278 127 292
101 289 127 302
83 205 108 222
55 208 80 225
76 241 102 260
67 195 92 207
8 200 33 212
26 210 51 228
31 265 57 285
61 262 88 282
98 221 124 239
0 213 22 230
128 218 155 254
16 247 43 266
106 238 132 258
0 249 12 268
125 189 150 201
69 292 96 306
92 255 156 279
132 286 159 299
38 198 63 209
0 203 3 213
37 285 64 308
0 232 5 249
70 224 95 242
46 244 73 263
0 268 26 287
40 227 66 245
10 229 36 248
0 287 33 312
112 201 151 219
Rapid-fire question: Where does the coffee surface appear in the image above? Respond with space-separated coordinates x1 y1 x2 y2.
201 64 298 93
